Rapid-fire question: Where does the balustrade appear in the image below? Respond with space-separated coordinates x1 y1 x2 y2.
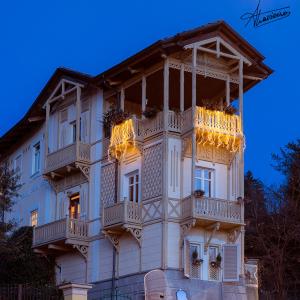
33 218 89 247
182 196 243 224
103 201 142 228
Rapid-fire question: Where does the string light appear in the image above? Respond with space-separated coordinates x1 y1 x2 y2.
109 119 136 160
195 107 243 152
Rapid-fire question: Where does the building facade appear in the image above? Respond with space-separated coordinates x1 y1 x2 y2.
0 21 272 299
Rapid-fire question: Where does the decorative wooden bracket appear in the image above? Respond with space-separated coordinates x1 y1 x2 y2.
204 222 220 253
43 175 59 193
227 227 241 243
123 225 142 248
102 230 120 253
75 163 90 181
73 244 89 261
180 219 196 248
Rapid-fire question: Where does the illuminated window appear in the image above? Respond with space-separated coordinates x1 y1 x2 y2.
127 172 139 203
30 210 38 227
195 168 214 197
69 194 80 219
32 142 40 174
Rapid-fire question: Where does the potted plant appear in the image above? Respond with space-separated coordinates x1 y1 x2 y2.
103 106 131 136
210 253 222 268
142 106 159 119
192 249 203 266
237 197 244 205
194 189 205 198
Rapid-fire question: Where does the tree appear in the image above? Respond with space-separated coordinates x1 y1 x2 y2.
0 163 20 239
245 140 300 299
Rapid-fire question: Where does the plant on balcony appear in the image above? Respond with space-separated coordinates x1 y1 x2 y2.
194 189 205 198
142 106 159 119
210 253 222 268
224 105 238 115
237 196 244 205
103 106 131 136
192 249 203 266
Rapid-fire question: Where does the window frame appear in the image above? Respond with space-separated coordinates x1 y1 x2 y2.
30 209 38 227
32 142 41 175
194 167 214 197
126 170 140 203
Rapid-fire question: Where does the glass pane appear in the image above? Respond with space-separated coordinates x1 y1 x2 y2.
209 247 217 261
195 169 201 178
204 169 211 180
135 174 139 183
176 290 188 300
129 176 134 185
129 185 134 201
195 178 202 190
204 180 211 197
135 183 139 203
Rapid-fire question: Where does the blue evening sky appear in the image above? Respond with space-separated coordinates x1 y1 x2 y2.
0 0 299 185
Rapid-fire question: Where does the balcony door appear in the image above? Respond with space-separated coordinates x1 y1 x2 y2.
69 193 80 219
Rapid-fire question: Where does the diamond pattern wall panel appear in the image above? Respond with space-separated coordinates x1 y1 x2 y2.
101 163 116 206
142 143 163 201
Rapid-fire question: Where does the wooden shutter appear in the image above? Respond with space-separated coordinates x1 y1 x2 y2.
223 244 239 282
183 239 191 278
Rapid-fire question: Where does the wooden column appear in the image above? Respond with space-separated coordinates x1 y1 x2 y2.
226 75 230 107
45 103 50 156
191 46 197 193
76 86 82 157
163 58 169 130
120 88 125 111
180 63 185 112
142 76 146 118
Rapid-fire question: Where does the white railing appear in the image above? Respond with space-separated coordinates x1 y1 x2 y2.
46 142 90 172
168 111 182 133
103 201 142 227
181 107 193 134
140 111 164 139
33 218 89 247
194 106 242 137
182 196 243 224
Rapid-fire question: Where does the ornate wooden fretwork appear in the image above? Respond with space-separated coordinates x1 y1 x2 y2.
204 222 220 253
75 162 90 180
102 230 120 252
227 227 241 243
180 219 196 248
123 225 142 247
73 244 89 260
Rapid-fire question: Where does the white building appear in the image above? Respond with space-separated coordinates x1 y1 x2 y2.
0 21 272 299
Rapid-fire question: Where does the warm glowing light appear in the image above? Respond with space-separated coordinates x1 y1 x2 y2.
195 107 243 152
109 119 136 160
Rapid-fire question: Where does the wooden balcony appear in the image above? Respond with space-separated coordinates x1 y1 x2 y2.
44 142 91 176
33 218 89 254
181 196 244 229
103 201 142 230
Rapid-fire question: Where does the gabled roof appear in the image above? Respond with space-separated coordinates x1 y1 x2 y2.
0 20 272 158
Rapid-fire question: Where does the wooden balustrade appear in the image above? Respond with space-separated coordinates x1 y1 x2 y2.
181 196 243 224
45 142 91 173
103 201 142 228
33 218 89 247
168 111 182 133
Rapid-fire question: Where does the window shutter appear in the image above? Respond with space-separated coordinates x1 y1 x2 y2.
183 239 191 278
60 123 67 148
223 244 239 282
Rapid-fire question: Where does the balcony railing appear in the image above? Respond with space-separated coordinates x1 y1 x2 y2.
181 196 243 224
33 218 89 247
103 201 142 228
45 142 91 173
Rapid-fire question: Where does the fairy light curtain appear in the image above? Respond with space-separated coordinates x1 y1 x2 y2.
109 119 136 160
195 107 243 152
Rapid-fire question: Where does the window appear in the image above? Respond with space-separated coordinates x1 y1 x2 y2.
30 210 38 227
69 193 80 219
71 121 77 143
195 168 214 197
32 142 41 174
190 243 201 279
14 155 22 174
127 172 139 203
